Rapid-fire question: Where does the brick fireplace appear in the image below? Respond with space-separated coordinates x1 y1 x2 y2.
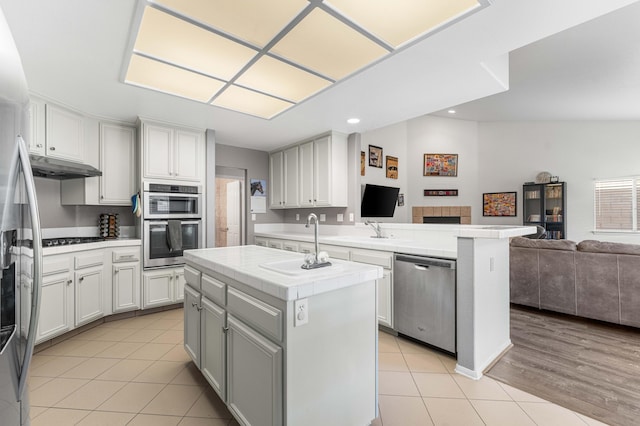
412 206 471 224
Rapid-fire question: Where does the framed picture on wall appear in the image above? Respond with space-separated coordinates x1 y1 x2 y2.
483 192 517 217
360 151 366 176
386 156 398 179
369 145 383 168
423 153 458 176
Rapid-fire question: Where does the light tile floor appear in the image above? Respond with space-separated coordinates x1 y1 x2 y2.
29 308 608 425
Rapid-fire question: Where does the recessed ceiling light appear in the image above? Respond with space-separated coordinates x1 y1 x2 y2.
448 109 456 114
347 118 360 124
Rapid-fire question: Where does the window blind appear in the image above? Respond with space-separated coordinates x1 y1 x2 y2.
594 178 637 231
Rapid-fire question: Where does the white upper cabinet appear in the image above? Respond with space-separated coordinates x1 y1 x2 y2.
174 129 201 181
45 103 84 163
61 121 136 206
100 123 136 204
28 97 46 155
283 145 299 208
269 151 284 209
141 120 204 183
299 141 314 208
271 131 347 210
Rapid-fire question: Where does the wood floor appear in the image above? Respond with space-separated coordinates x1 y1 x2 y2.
486 305 640 426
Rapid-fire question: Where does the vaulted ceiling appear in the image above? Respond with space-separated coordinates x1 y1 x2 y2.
1 0 638 151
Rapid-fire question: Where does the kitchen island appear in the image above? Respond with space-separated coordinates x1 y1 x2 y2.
183 245 383 426
254 222 536 379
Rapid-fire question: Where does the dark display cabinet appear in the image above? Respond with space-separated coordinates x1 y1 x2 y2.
523 182 566 239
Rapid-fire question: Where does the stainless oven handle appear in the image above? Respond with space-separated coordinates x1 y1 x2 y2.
144 192 201 198
147 220 202 226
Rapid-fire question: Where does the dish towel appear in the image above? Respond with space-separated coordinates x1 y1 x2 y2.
167 220 183 252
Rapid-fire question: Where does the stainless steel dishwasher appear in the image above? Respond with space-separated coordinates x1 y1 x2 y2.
394 254 456 354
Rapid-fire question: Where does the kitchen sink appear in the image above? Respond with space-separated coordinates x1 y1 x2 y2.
259 259 342 276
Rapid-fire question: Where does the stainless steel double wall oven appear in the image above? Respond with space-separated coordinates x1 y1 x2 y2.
143 182 203 268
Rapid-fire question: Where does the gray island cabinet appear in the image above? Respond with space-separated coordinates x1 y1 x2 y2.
183 246 383 426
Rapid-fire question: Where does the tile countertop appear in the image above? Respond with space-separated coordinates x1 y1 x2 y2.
254 224 537 259
184 246 383 301
42 238 141 255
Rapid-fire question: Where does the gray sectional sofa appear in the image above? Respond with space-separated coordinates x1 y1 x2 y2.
509 237 640 327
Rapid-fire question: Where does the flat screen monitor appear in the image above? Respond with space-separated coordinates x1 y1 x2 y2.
360 184 400 218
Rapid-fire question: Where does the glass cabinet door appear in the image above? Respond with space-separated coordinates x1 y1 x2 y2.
523 185 542 223
544 184 564 239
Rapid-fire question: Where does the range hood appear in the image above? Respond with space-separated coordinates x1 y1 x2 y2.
29 155 102 180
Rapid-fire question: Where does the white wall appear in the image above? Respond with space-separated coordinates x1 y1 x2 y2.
478 121 640 243
360 116 480 223
360 122 408 222
406 116 479 222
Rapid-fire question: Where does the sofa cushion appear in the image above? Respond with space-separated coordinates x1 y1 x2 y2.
577 240 640 256
510 236 577 251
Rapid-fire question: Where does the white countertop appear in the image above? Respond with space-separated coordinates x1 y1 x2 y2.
42 238 141 255
184 246 383 301
254 224 536 259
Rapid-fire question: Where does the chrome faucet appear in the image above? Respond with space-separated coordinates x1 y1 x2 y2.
302 213 331 269
364 220 384 238
306 213 320 264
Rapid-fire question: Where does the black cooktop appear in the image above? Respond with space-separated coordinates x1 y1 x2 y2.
42 237 106 247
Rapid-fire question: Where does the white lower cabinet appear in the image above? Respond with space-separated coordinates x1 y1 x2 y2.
37 257 74 343
75 265 105 327
227 314 282 426
184 285 201 367
184 271 282 426
142 266 184 309
36 243 143 344
112 248 141 313
201 296 226 400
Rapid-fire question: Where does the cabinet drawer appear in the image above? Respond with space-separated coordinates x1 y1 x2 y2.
74 251 104 270
320 244 350 261
184 265 201 290
202 274 226 306
43 257 70 276
112 249 140 263
268 240 283 250
351 249 393 269
227 287 282 342
298 242 315 254
282 241 298 252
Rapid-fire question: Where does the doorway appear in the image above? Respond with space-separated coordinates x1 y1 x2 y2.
215 167 246 247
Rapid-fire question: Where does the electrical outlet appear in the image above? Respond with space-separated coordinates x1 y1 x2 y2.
294 298 309 326
320 214 326 222
296 213 300 221
337 213 344 222
252 213 256 221
349 213 354 222
490 257 495 272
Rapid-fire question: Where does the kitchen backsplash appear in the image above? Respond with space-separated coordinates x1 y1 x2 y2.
35 177 135 229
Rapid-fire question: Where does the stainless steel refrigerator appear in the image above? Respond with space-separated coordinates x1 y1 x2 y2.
0 5 43 426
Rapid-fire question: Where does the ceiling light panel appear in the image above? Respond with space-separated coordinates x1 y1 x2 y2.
134 6 257 80
325 0 481 48
212 85 294 119
152 0 309 48
125 54 225 102
271 8 389 80
236 56 333 103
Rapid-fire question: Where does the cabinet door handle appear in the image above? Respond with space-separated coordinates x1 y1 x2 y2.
49 146 55 151
79 276 84 282
67 279 72 285
114 269 119 273
222 326 229 333
36 144 43 148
